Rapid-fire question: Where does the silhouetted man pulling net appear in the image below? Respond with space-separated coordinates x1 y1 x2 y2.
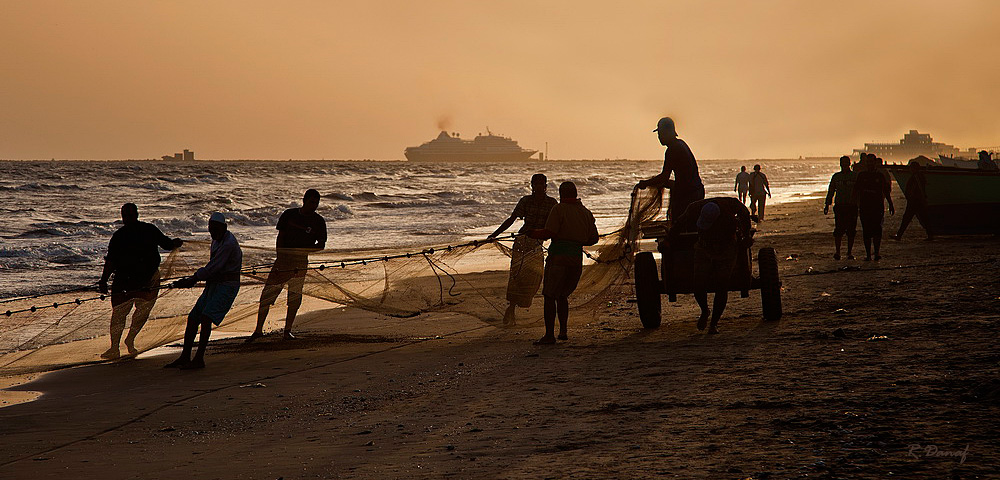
98 203 182 359
248 189 327 342
488 173 557 325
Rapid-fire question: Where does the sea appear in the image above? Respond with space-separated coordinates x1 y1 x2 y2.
0 159 838 298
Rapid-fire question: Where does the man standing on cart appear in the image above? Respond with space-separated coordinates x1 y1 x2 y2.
669 197 752 334
636 117 705 220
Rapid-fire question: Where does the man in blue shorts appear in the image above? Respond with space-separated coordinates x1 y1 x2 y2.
166 212 243 369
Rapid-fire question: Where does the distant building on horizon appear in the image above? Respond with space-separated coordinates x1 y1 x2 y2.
853 130 975 162
162 149 195 161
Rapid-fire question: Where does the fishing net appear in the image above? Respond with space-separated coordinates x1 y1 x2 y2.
0 187 665 376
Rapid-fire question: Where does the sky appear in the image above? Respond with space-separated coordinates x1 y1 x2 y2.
2 0 999 160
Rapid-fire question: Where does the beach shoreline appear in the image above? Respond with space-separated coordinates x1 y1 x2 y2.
2 192 998 478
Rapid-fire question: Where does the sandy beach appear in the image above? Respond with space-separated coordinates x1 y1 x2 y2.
2 192 998 479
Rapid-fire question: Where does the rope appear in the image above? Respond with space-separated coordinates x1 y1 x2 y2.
781 257 997 278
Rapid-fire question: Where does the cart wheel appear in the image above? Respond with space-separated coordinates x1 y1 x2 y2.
634 252 662 328
758 247 782 321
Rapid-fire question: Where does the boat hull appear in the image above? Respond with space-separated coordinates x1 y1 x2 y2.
888 165 1000 234
404 151 538 162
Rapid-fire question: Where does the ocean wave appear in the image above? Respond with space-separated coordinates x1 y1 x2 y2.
0 183 84 192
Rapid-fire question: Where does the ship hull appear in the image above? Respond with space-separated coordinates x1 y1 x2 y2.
888 165 1000 234
404 151 538 162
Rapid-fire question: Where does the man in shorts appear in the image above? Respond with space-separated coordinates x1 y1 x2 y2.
824 156 858 260
166 212 243 369
669 197 752 334
98 203 183 359
529 181 599 345
488 173 558 325
248 189 327 342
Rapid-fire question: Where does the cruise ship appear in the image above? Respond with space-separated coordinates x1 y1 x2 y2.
404 130 539 162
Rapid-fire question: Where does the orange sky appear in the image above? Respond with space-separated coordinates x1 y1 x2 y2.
2 1 999 160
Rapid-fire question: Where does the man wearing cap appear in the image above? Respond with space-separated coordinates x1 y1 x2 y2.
637 117 705 219
248 189 327 342
529 181 599 345
669 197 752 334
167 212 243 369
98 203 183 359
489 173 558 325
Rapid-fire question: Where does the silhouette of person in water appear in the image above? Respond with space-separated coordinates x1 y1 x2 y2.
669 197 752 334
734 166 750 205
978 150 998 171
529 181 599 345
748 164 771 220
637 117 705 219
853 155 894 261
167 212 242 369
893 160 933 241
824 156 859 260
248 189 327 342
98 203 182 359
488 173 557 325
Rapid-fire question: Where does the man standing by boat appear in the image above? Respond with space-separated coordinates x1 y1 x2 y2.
977 150 998 171
98 203 183 359
853 156 894 261
529 181 599 345
824 156 859 260
892 161 933 241
637 117 705 219
248 189 327 342
488 174 558 325
748 164 771 220
734 166 750 205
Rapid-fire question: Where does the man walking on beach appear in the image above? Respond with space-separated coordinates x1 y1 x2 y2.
824 156 859 260
637 117 705 219
98 203 183 359
529 181 599 345
669 197 752 334
167 212 242 369
248 189 327 342
853 156 894 261
488 173 558 325
734 166 750 205
748 164 771 220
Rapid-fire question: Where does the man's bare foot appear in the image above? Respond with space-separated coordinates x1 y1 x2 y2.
502 305 516 326
245 331 263 344
833 253 840 260
181 359 205 370
100 348 120 360
283 331 296 340
697 311 709 331
124 341 138 357
708 326 720 335
533 336 556 345
164 358 189 368
874 254 881 261
557 333 568 341
847 254 855 260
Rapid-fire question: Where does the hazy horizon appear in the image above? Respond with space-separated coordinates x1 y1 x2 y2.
3 1 999 160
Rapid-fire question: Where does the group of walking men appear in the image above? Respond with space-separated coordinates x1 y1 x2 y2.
824 153 906 262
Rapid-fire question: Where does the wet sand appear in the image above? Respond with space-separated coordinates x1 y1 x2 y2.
1 193 998 479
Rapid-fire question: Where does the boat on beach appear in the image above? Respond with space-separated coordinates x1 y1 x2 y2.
887 163 1000 234
936 155 979 169
404 130 538 162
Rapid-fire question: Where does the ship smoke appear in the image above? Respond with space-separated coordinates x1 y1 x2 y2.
436 115 452 132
